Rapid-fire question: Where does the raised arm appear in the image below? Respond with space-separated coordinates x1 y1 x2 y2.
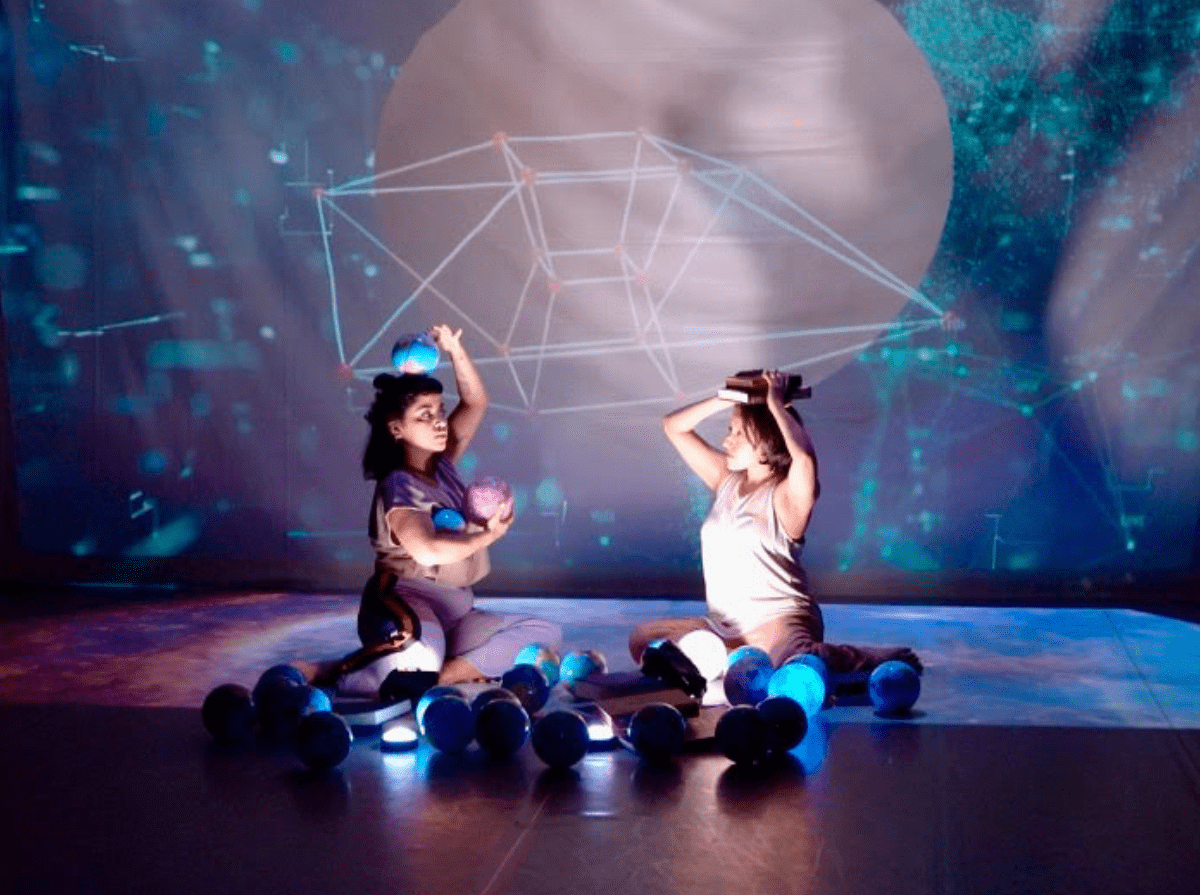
431 325 487 462
663 394 734 491
386 505 513 567
764 371 820 541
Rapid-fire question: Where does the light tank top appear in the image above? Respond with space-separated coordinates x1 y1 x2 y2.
700 471 814 636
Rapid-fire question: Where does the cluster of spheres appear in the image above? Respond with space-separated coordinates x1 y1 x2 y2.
202 664 353 771
201 640 920 773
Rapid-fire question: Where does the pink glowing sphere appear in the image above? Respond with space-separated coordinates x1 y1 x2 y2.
464 476 514 525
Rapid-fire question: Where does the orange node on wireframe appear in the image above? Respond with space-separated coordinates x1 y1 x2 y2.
336 363 356 383
498 344 510 355
547 279 561 292
312 186 325 198
521 168 537 184
492 131 508 148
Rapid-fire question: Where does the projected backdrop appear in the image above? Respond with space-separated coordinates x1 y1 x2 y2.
1 0 1197 591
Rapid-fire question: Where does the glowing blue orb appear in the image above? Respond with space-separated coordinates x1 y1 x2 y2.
391 332 440 374
788 653 830 691
431 507 467 532
767 662 826 719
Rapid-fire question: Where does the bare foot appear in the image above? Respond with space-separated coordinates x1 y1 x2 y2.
438 656 488 685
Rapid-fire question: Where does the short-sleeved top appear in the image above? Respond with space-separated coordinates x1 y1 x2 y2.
700 471 815 636
369 456 489 589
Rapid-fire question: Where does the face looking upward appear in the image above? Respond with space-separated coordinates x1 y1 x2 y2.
389 392 449 457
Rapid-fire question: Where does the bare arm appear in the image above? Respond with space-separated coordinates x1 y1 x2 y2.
663 394 733 491
764 371 819 541
431 325 488 463
386 505 513 567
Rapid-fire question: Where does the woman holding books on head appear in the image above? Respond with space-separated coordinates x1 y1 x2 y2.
629 370 921 683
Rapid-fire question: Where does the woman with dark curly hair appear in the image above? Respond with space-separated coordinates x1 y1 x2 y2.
312 325 560 693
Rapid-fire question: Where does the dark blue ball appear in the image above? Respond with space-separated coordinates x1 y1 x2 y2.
255 678 311 740
756 696 808 754
531 710 590 769
470 687 522 716
416 685 465 733
253 664 306 701
723 652 774 706
627 703 687 764
714 705 772 765
868 661 921 716
423 694 475 753
500 663 551 715
201 683 257 743
475 699 531 758
295 711 353 770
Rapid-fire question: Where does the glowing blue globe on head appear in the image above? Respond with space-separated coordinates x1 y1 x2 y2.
767 662 826 719
391 332 440 374
868 660 921 716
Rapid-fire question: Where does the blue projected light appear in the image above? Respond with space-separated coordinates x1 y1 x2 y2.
3 0 1199 585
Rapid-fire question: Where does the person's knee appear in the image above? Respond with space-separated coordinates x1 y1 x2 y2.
628 624 654 663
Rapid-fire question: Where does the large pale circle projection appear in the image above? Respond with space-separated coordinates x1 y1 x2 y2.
322 0 954 415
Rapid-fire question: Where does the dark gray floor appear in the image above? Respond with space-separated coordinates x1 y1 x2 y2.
1 592 1199 894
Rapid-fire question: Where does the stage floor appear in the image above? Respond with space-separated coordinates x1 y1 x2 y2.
1 591 1198 894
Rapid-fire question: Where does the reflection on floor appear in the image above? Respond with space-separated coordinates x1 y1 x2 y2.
1 591 1198 894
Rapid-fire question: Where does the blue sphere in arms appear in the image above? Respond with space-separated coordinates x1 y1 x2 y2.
514 643 561 686
432 507 467 532
723 652 774 706
531 710 590 769
295 711 353 771
868 660 921 716
391 332 440 374
422 694 476 753
767 662 826 719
